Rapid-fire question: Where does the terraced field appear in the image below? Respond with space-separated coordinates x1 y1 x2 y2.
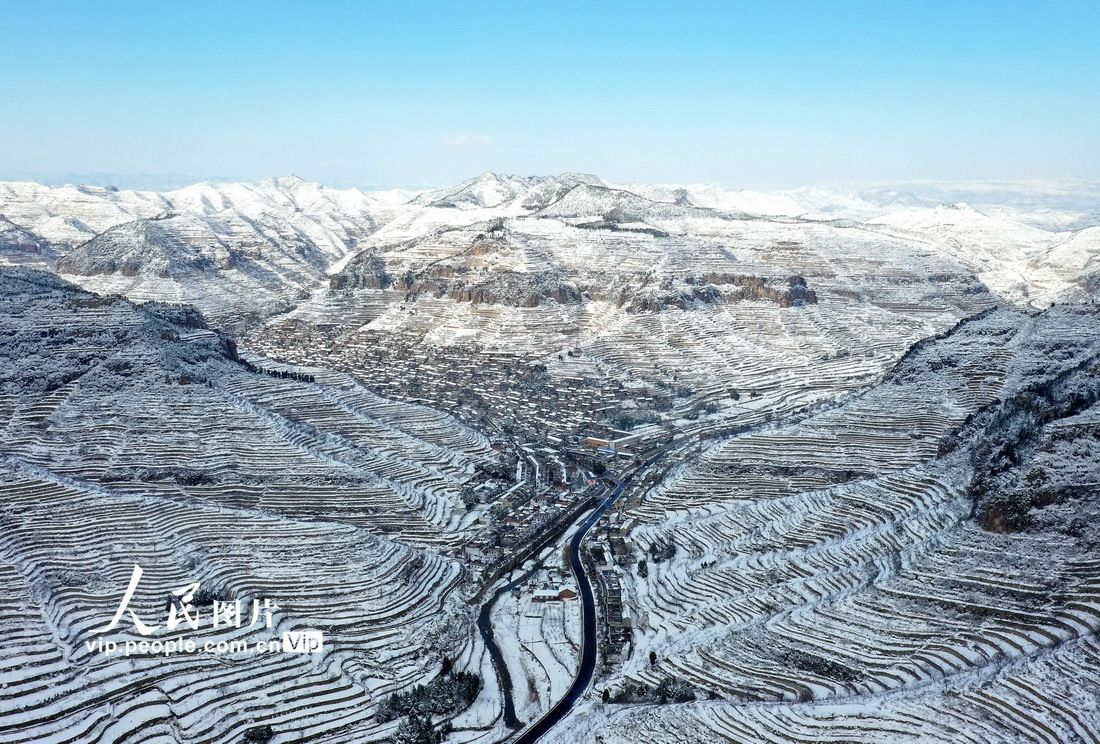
547 304 1100 743
0 268 497 742
255 203 997 450
1 174 1098 744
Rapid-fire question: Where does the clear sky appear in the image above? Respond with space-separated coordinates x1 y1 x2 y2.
1 1 1097 189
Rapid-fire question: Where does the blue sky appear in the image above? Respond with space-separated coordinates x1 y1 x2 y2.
1 1 1097 189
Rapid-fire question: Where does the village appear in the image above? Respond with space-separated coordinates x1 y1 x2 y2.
246 320 674 578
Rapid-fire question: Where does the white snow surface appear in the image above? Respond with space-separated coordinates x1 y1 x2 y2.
2 174 1098 317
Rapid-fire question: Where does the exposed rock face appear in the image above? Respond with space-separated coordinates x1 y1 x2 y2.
622 285 720 312
706 273 816 306
332 242 585 306
618 280 723 312
963 346 1100 537
399 269 583 307
0 215 53 257
612 275 819 313
330 253 391 289
331 221 821 313
785 275 819 306
624 273 819 311
332 255 819 312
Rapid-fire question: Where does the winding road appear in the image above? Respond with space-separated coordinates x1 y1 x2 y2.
510 480 625 743
476 485 619 734
478 441 676 743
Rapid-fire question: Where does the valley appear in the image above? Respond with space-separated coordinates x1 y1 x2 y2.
0 173 1097 743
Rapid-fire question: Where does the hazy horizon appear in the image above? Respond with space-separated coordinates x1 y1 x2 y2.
5 171 1100 198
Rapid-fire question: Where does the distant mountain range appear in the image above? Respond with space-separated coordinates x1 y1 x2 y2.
1 173 1097 331
2 173 1099 743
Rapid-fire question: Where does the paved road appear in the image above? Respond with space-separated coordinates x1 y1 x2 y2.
510 466 646 743
476 491 605 730
482 420 815 740
508 441 684 743
476 493 612 732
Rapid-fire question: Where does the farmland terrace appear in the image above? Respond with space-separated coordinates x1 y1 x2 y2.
546 303 1100 743
0 268 501 743
1 174 1098 744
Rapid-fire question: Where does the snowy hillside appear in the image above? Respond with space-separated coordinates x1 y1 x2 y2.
1 174 1099 744
0 177 419 325
1 174 1095 323
0 268 503 742
1 175 1097 327
546 303 1100 743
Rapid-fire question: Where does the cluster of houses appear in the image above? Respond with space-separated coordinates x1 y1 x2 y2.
590 525 636 665
253 327 651 441
248 319 680 666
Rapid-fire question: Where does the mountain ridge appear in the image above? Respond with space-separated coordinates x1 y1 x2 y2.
0 174 1097 325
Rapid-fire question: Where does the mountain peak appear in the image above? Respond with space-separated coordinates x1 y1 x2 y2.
260 174 311 191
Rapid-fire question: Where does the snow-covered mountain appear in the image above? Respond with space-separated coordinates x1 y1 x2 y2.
547 301 1100 744
411 172 607 211
2 173 1099 744
2 173 1097 323
0 176 422 324
0 176 410 252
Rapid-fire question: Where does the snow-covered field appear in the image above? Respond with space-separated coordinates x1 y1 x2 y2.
1 173 1098 743
550 304 1100 742
0 270 491 742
